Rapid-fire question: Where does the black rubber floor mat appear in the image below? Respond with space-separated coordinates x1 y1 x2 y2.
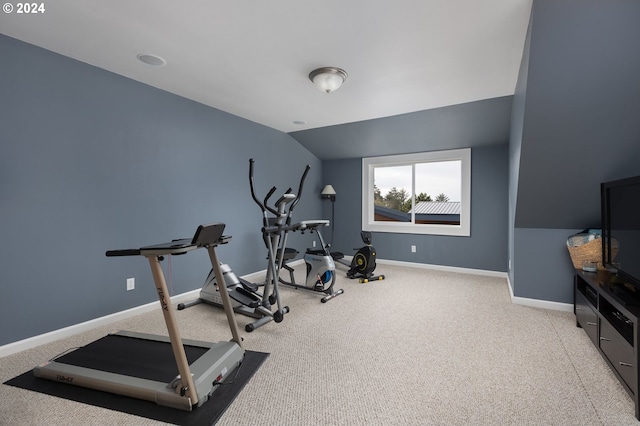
5 348 268 425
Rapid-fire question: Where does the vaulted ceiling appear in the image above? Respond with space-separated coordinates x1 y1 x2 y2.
0 0 532 133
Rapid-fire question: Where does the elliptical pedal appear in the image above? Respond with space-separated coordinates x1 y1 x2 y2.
229 286 261 309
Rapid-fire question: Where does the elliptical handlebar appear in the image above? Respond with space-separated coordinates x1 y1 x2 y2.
287 165 310 224
263 187 279 216
249 158 310 221
249 159 265 212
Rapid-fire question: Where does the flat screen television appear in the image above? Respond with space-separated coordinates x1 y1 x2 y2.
601 175 640 294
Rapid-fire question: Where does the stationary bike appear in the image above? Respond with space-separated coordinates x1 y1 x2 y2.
278 220 344 303
331 231 385 283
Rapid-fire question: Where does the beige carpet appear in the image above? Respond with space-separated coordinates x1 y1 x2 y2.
1 264 637 425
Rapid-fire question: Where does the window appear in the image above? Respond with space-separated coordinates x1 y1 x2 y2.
362 148 471 236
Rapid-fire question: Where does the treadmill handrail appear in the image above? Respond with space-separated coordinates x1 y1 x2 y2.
105 224 230 257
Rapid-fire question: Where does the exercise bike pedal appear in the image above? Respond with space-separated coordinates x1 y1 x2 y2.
330 251 345 261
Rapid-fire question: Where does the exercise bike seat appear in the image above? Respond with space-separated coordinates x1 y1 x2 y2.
306 248 327 256
276 247 299 261
292 220 329 231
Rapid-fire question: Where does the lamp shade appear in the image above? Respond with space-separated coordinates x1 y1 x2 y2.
309 67 348 93
321 184 336 200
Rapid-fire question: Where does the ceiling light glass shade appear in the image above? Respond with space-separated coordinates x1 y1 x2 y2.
309 67 348 93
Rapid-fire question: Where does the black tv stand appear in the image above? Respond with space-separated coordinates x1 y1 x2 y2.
575 270 640 420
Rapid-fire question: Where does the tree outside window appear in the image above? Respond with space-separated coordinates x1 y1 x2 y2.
362 148 470 236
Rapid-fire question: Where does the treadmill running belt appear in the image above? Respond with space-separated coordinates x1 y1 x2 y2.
6 348 269 425
54 334 209 383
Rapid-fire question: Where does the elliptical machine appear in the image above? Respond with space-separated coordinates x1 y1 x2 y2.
178 159 307 332
331 231 385 283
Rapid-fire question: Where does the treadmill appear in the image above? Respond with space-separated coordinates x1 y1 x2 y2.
33 223 245 411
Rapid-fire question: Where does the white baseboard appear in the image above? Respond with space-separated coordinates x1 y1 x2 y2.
511 296 574 312
504 272 573 312
0 258 571 358
378 258 574 312
0 264 308 359
0 289 201 358
377 258 508 278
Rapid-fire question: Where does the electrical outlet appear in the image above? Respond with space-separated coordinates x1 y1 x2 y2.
127 278 135 291
411 245 416 253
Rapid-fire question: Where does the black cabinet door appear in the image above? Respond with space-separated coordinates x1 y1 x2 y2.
576 291 599 346
600 319 637 395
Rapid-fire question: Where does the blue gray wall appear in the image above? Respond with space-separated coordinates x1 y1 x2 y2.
320 143 509 271
291 97 513 161
510 0 640 303
507 9 530 290
0 35 322 345
6 0 639 347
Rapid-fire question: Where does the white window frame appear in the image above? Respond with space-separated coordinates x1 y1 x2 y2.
362 148 471 236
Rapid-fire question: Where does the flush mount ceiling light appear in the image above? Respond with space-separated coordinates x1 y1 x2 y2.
136 53 167 67
309 67 348 93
